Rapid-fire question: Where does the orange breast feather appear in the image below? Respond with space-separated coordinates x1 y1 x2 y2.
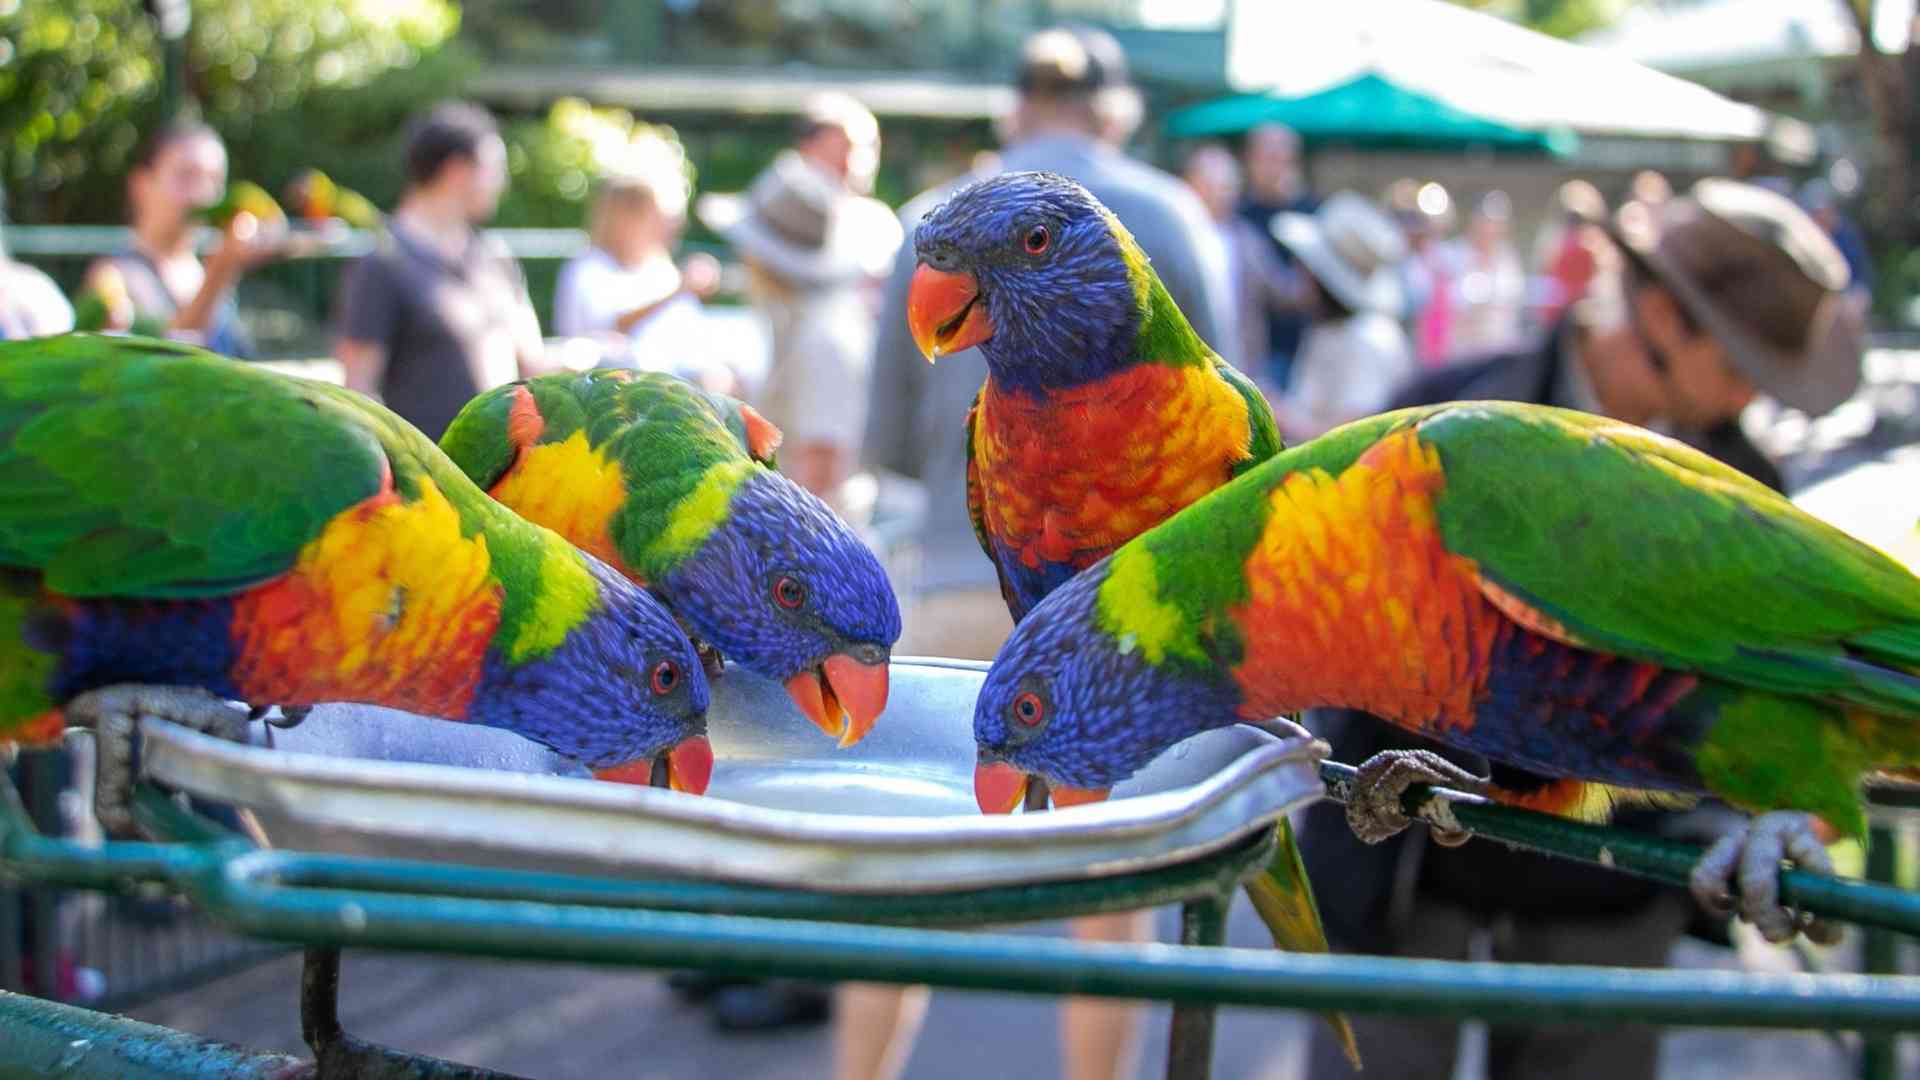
1230 429 1505 730
974 365 1252 571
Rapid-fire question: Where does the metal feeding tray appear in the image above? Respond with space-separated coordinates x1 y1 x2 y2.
137 658 1325 895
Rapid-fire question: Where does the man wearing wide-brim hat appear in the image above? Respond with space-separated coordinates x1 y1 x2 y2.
1268 190 1416 441
695 93 902 507
1298 176 1864 1080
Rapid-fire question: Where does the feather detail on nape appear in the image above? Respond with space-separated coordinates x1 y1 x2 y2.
1492 776 1695 823
737 404 783 463
507 385 545 449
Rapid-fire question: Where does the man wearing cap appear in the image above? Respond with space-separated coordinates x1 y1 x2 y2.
1299 178 1864 1080
853 25 1235 1080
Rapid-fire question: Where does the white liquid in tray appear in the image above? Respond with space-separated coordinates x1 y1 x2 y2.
711 762 978 818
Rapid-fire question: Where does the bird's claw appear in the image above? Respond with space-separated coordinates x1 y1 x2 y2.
1346 749 1486 847
66 685 253 839
1689 811 1843 946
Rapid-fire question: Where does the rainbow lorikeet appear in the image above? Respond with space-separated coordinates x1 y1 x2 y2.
974 402 1920 944
905 170 1354 1065
440 370 900 747
196 180 286 230
284 169 382 230
0 335 714 833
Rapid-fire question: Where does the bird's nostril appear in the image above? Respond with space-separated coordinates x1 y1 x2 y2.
848 642 888 666
921 243 960 273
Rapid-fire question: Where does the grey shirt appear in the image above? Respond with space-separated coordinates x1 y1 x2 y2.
862 134 1238 594
335 224 535 440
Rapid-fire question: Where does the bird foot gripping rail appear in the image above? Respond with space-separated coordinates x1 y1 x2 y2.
3 667 1920 1080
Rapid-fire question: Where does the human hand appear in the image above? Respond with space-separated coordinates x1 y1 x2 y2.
681 252 722 299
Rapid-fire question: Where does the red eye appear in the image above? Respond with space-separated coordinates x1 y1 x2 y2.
773 575 806 610
650 660 681 695
1023 225 1050 255
1012 691 1044 727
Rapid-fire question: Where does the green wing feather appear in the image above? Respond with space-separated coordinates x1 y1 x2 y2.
1414 402 1920 714
0 335 388 598
1210 356 1283 473
963 388 1023 618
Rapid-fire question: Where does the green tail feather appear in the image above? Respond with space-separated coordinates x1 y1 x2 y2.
1242 817 1361 1071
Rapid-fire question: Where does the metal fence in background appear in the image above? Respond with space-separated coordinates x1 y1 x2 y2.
5 225 740 362
1 741 284 1012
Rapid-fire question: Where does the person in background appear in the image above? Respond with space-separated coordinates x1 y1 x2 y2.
333 102 545 441
1182 142 1300 380
1800 178 1874 317
552 163 725 390
1534 179 1609 326
0 191 73 339
1301 178 1864 1080
1237 123 1316 389
1442 189 1527 360
697 92 899 508
83 121 274 356
853 26 1234 1080
1629 168 1673 209
1269 191 1414 440
1387 178 1458 368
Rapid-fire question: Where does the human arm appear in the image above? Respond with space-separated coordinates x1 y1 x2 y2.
171 213 277 339
332 255 396 399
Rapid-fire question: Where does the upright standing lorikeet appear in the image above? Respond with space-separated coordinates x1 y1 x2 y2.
440 370 901 747
974 402 1920 944
0 335 714 833
905 171 1354 1065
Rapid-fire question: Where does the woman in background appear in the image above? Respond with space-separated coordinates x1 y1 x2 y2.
82 122 275 356
1270 191 1415 441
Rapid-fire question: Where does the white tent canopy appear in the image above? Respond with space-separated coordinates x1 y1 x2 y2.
1224 0 1805 146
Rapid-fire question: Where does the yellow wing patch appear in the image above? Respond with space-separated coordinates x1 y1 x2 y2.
231 476 501 718
488 430 631 574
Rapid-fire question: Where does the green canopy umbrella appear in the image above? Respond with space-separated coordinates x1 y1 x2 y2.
1167 72 1577 155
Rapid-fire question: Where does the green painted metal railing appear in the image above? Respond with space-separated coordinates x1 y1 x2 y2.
1319 760 1920 937
2 781 1916 1027
4 767 1918 1076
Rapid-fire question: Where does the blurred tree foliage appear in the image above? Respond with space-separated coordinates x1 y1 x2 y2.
1447 0 1634 39
1 0 467 224
496 97 694 227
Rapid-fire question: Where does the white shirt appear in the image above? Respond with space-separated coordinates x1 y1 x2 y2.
553 246 712 375
0 260 75 339
1283 311 1415 438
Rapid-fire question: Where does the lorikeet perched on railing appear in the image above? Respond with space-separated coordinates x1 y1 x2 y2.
0 335 713 832
974 402 1920 945
441 370 900 747
906 170 1355 1065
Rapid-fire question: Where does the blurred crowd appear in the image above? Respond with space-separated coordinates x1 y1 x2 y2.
0 19 1883 1080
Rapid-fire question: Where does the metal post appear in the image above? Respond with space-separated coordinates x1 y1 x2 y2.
1166 895 1229 1080
1861 824 1902 1080
301 946 529 1079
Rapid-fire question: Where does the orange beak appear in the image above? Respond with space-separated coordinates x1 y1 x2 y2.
907 264 994 361
973 762 1111 814
784 652 891 748
593 734 714 795
974 761 1030 814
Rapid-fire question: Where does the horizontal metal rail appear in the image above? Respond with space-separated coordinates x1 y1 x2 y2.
1317 761 1920 937
3 784 1919 1032
0 989 310 1080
